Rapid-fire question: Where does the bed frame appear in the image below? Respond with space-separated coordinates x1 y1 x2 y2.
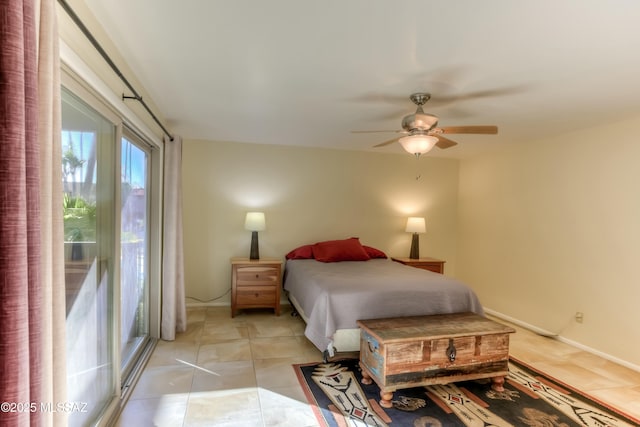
288 293 359 362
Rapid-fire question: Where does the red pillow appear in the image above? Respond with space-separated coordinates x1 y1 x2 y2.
363 245 387 259
285 244 314 260
312 238 371 262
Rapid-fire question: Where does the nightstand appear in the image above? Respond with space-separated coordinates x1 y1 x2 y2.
230 257 282 317
391 257 446 274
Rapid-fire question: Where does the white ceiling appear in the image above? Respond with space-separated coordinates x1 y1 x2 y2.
83 0 640 159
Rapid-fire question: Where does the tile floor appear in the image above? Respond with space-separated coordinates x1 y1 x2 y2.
115 305 640 426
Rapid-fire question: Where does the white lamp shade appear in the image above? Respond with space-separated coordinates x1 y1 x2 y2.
405 217 426 233
244 212 266 231
398 135 438 155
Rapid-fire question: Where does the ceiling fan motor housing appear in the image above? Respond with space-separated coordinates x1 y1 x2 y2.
403 94 439 131
402 110 439 132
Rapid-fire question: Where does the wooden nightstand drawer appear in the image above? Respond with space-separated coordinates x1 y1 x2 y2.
236 266 279 284
236 286 277 305
231 257 282 317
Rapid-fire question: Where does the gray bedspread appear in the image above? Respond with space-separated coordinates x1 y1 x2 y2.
283 258 484 352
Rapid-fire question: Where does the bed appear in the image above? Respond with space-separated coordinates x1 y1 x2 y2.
283 239 484 359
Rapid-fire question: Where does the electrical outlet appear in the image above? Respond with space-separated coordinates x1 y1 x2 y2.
575 312 584 323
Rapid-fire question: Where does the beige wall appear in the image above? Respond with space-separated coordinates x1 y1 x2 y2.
457 115 640 367
182 140 460 304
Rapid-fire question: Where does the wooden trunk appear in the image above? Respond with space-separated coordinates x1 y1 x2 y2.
357 312 515 407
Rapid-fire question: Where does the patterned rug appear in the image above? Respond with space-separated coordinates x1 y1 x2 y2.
294 357 639 427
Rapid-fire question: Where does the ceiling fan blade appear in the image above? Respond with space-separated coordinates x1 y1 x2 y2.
432 86 525 105
349 81 526 108
348 93 408 105
435 135 458 149
440 125 498 134
373 137 400 147
352 130 401 134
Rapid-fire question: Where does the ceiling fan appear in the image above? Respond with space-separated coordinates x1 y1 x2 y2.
353 92 498 156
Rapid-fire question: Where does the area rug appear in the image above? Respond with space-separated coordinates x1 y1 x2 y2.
294 357 640 427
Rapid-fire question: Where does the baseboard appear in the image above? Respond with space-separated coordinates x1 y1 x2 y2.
484 307 640 373
554 335 640 374
484 308 559 337
185 300 292 308
185 300 227 308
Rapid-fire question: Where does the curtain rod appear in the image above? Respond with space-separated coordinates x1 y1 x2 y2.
57 0 174 141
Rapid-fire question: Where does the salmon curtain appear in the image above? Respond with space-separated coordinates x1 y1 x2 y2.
0 0 66 425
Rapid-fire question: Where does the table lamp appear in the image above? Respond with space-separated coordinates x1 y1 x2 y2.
245 212 266 260
405 217 426 259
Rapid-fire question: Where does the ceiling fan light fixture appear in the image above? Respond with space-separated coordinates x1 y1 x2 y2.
398 134 438 156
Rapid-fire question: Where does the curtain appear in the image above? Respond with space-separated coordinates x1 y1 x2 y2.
35 0 67 425
0 0 65 425
161 135 187 340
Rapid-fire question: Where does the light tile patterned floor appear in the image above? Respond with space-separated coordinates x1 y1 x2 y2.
115 306 640 426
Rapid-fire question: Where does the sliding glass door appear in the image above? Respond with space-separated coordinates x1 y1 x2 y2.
62 87 116 426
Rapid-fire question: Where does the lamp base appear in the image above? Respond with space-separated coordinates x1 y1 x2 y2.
249 231 260 260
409 233 420 259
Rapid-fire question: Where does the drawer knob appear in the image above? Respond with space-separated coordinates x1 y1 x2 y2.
255 274 259 278
447 338 457 362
